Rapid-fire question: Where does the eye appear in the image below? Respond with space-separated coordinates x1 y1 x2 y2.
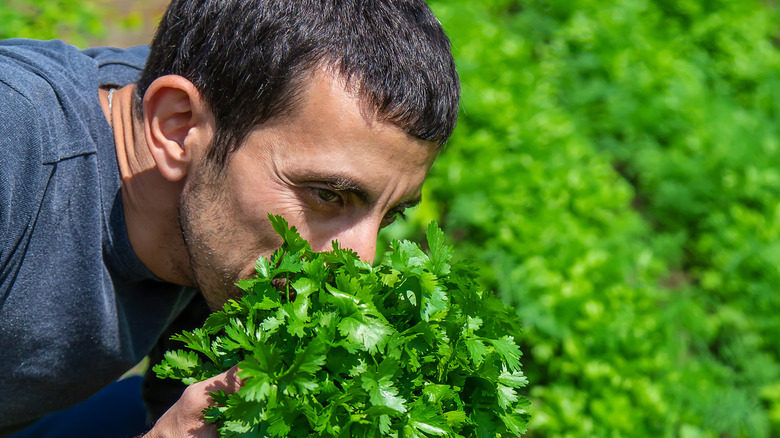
312 187 341 204
381 209 408 228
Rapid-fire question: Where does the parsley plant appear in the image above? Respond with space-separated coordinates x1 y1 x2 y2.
154 215 529 437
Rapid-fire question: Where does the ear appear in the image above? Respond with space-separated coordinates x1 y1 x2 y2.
142 75 213 182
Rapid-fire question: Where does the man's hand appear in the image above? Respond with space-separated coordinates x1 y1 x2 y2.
143 366 241 438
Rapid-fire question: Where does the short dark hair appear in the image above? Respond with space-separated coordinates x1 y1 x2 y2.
136 0 460 168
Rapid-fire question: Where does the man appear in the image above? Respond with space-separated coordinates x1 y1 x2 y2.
0 0 459 436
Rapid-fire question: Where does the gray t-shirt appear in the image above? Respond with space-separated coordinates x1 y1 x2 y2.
0 39 194 430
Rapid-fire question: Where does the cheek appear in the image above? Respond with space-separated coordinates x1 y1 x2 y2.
229 185 339 254
230 183 308 229
220 175 312 263
228 155 299 218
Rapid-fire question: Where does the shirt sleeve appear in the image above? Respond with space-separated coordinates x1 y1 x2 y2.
0 78 46 278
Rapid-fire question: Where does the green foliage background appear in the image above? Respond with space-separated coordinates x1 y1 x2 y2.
0 0 106 45
5 0 780 436
381 0 780 436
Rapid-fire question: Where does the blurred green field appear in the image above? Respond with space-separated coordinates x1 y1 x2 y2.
4 0 780 437
389 1 780 436
0 0 164 47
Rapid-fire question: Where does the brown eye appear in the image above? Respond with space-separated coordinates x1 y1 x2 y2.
314 188 340 203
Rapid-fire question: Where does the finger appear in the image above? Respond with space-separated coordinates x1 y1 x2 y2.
196 365 243 397
223 365 242 394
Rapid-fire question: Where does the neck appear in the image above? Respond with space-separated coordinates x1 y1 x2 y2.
100 86 195 287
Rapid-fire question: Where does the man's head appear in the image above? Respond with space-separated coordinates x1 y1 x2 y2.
133 0 460 308
136 0 460 169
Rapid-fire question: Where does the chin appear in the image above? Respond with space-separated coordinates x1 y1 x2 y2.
195 271 243 311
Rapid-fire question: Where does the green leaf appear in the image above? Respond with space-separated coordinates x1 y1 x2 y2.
171 328 219 363
363 373 407 414
328 285 393 353
279 339 327 396
203 311 230 334
464 338 489 367
488 336 523 372
268 214 309 254
155 349 202 380
407 403 450 436
254 256 272 279
443 410 468 429
499 411 529 436
496 383 518 410
391 240 428 273
419 275 449 322
498 368 528 389
222 318 258 352
422 384 455 404
426 221 453 277
225 395 265 425
239 370 276 404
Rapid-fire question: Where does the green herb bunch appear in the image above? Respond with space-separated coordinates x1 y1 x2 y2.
154 215 529 437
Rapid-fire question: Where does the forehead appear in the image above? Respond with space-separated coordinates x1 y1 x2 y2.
236 70 439 206
258 70 437 171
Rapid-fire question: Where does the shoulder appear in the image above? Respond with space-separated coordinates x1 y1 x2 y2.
0 39 147 162
0 78 46 259
0 39 87 163
82 44 150 87
0 40 103 247
0 77 45 172
0 38 148 99
0 39 94 93
0 39 149 85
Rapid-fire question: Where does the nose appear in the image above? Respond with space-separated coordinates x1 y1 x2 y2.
311 219 379 264
336 220 380 263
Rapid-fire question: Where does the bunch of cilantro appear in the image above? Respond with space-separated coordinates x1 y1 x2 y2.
154 215 530 437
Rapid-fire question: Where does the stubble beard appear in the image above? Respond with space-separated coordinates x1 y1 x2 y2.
178 164 243 311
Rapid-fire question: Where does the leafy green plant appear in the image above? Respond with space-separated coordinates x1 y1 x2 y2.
155 215 530 437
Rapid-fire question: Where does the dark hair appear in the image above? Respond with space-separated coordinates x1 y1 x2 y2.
136 0 460 167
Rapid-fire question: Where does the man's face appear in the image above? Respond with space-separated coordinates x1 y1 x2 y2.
179 72 438 309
